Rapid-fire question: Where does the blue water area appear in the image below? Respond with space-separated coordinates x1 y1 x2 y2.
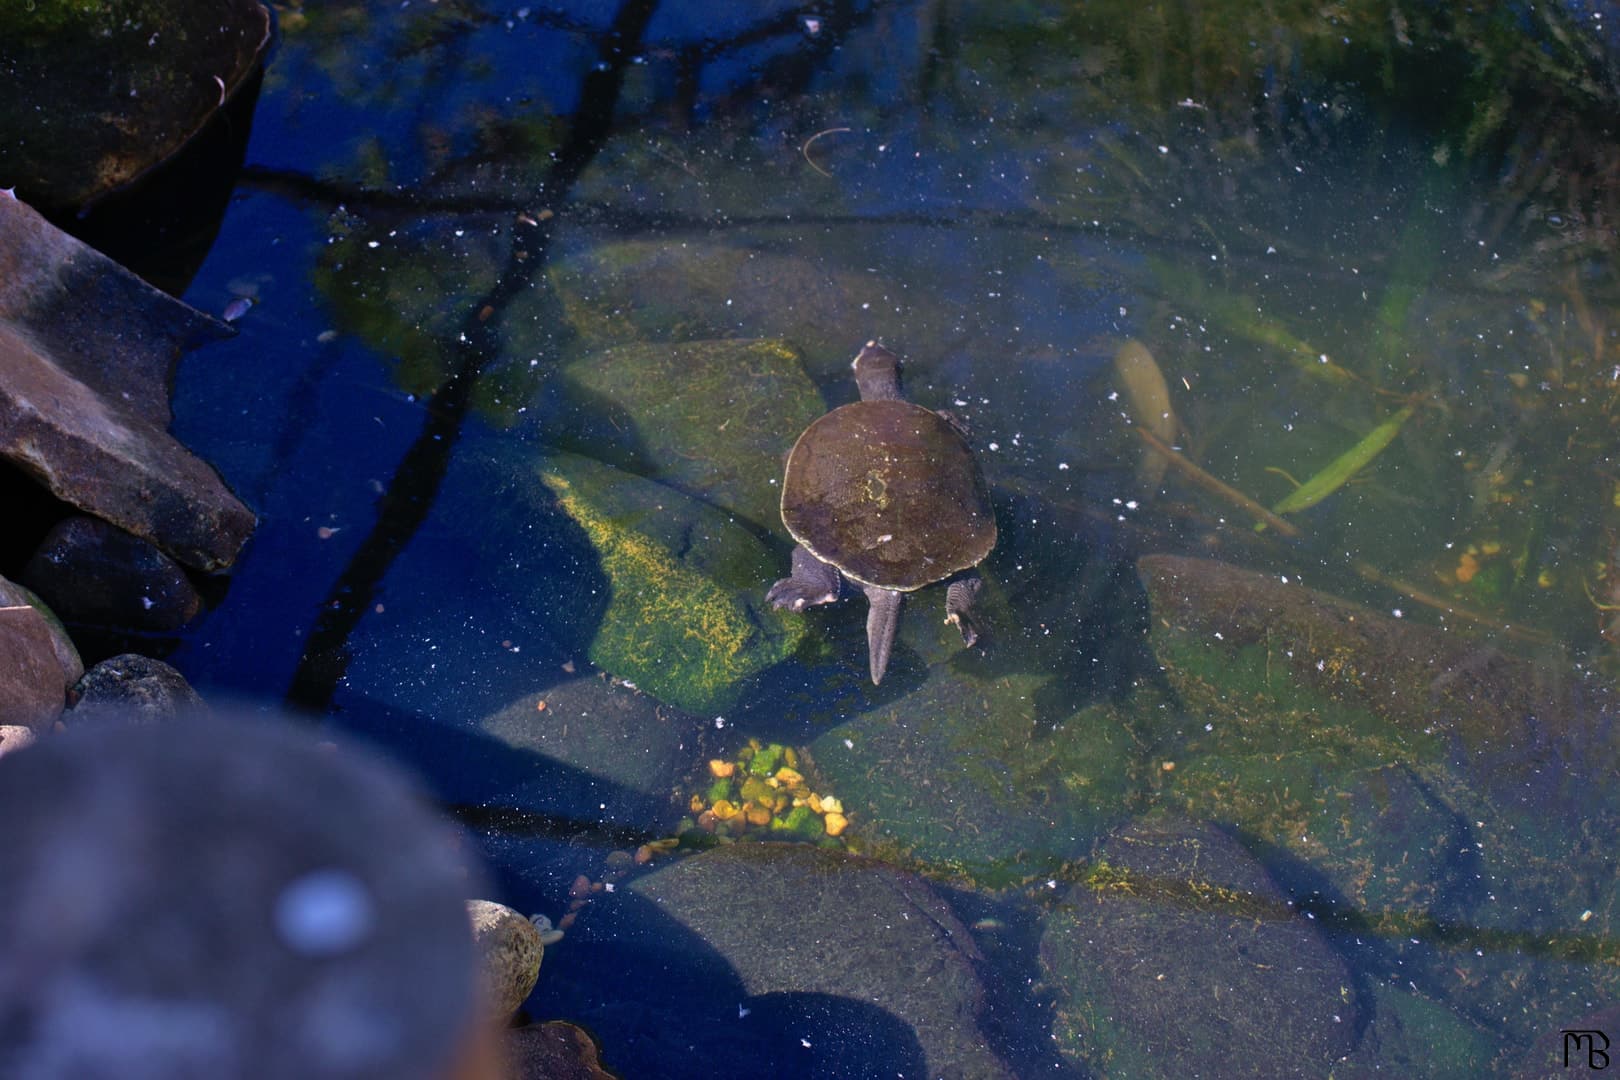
162 1 1620 1075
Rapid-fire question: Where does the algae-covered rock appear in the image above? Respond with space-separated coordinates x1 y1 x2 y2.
1039 814 1359 1078
808 670 1136 885
545 241 879 378
554 339 824 526
0 0 270 208
1140 620 1462 928
540 453 803 715
1135 553 1620 1044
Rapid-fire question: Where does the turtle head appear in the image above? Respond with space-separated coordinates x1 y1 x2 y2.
852 341 903 402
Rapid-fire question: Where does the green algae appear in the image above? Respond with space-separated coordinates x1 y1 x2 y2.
556 339 823 528
539 453 803 715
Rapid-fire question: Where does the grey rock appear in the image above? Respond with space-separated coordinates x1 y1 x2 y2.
22 515 201 632
1040 814 1359 1078
69 654 204 725
630 842 1015 1080
0 195 254 570
477 677 700 827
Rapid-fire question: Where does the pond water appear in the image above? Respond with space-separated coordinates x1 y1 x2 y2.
162 1 1620 1075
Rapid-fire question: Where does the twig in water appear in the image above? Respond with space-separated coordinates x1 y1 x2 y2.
1133 426 1302 538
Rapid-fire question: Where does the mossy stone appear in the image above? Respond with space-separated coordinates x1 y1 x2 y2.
808 670 1136 886
555 339 824 527
540 453 803 715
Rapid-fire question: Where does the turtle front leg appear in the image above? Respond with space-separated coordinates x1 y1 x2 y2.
944 573 983 648
861 584 904 685
766 545 842 612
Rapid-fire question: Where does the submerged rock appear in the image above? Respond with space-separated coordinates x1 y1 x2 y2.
554 339 823 527
1040 814 1360 1078
0 196 255 570
808 669 1136 886
628 842 1015 1080
503 1021 615 1080
1135 553 1620 1044
0 0 271 209
539 453 804 715
468 899 545 1023
478 677 700 829
21 515 201 632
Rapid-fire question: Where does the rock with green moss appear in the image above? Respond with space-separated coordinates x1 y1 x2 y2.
553 339 823 527
0 0 270 208
1135 554 1620 1044
540 452 803 715
1040 814 1359 1078
808 669 1136 886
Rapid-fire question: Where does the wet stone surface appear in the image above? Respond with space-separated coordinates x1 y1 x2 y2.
1040 814 1361 1078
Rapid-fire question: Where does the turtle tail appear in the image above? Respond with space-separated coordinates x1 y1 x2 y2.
861 584 904 685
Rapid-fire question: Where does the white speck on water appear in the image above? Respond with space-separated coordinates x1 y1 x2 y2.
738 1004 751 1018
843 738 854 749
1058 462 1069 470
988 442 999 451
1392 609 1403 618
714 716 727 729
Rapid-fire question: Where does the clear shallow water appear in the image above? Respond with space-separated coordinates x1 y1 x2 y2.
167 2 1620 1075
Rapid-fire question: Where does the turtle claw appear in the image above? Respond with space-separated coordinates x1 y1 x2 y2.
766 579 837 611
944 576 983 648
767 545 841 611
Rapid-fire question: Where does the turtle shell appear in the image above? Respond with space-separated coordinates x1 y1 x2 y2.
780 399 996 591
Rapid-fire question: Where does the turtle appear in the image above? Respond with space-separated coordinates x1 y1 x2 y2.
766 341 997 684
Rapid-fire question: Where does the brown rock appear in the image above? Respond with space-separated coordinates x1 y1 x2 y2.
502 1022 614 1080
467 899 544 1022
0 605 69 731
0 575 82 686
0 195 255 570
22 515 202 632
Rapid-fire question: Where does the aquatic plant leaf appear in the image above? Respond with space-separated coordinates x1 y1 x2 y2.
1270 405 1414 517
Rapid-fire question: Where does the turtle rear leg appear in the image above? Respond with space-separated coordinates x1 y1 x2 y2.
944 573 984 648
766 545 841 612
861 584 904 685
